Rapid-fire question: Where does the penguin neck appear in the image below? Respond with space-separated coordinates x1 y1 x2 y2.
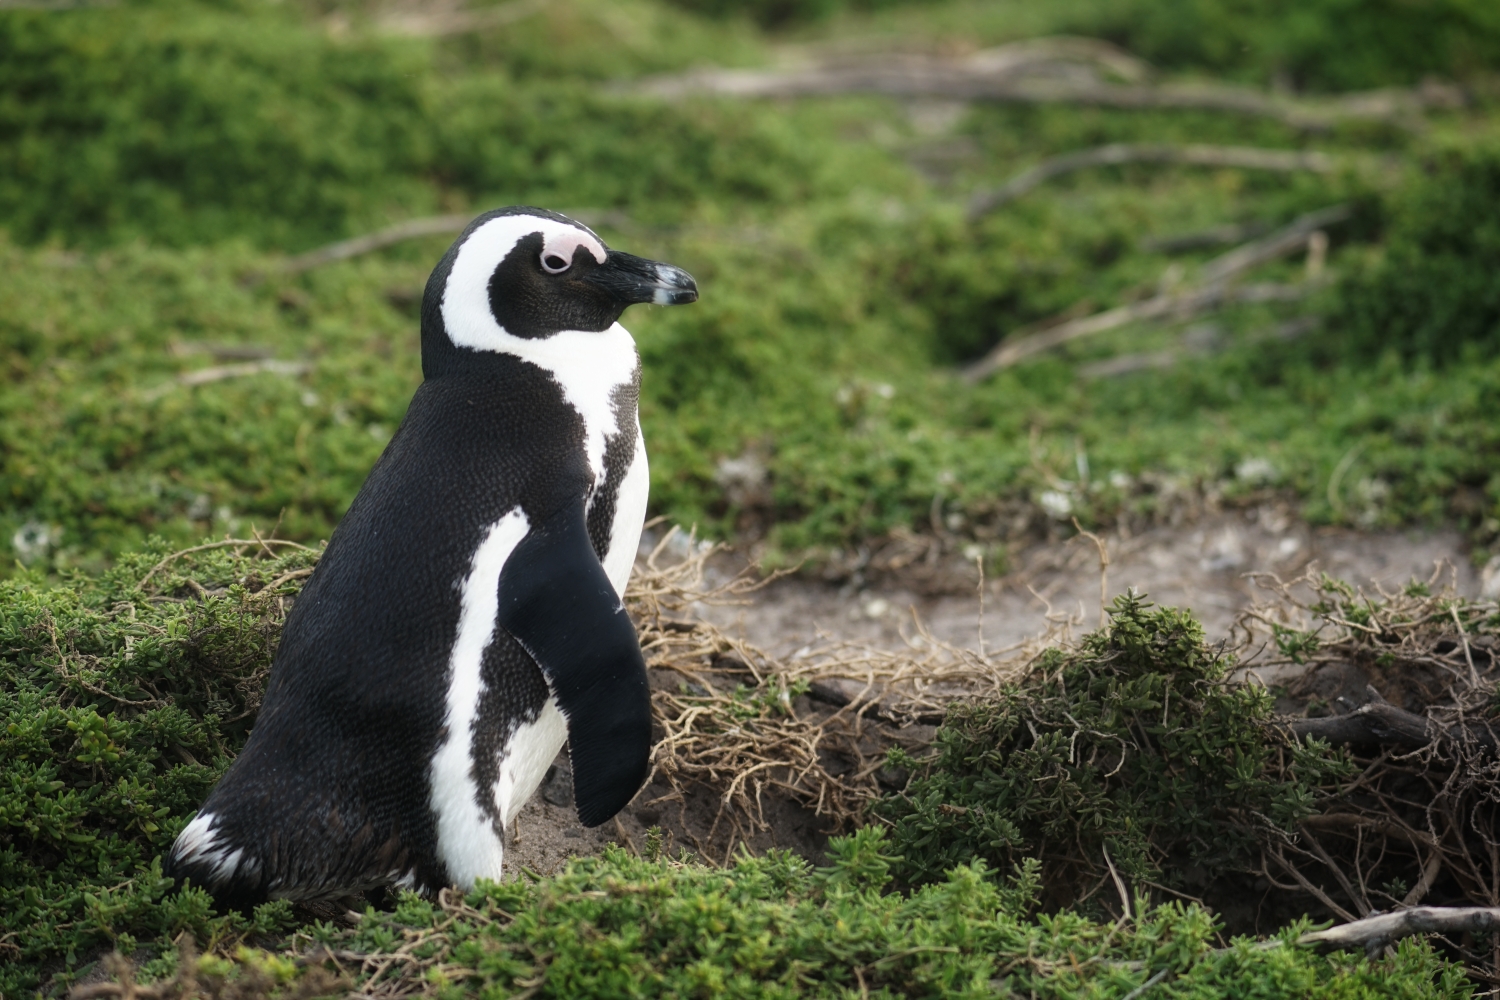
423 323 641 489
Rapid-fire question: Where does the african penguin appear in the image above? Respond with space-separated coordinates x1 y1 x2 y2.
164 207 698 908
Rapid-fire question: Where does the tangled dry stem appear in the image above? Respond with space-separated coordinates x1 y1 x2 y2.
1233 567 1500 978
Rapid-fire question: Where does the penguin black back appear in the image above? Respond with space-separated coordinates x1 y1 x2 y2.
164 208 697 907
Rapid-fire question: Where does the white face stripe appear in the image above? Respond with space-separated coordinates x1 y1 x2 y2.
430 508 531 889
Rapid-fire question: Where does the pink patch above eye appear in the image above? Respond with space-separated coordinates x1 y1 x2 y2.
541 229 606 270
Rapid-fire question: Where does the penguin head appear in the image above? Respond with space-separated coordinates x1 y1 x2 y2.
421 207 697 376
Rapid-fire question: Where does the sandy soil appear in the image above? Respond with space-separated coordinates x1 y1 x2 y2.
694 507 1478 655
502 509 1480 877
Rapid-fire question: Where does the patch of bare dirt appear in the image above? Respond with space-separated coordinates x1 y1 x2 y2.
693 507 1477 655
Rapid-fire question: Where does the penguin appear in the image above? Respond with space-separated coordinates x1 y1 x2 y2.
163 207 697 908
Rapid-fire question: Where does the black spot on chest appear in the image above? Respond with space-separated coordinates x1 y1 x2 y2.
585 376 641 561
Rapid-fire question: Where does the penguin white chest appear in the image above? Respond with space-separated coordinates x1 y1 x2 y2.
509 321 645 597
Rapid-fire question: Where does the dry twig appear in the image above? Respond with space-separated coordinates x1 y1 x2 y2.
630 38 1461 130
1232 569 1500 975
373 0 546 37
968 144 1338 219
280 215 471 273
276 209 637 274
176 359 309 388
961 205 1348 381
1301 906 1500 958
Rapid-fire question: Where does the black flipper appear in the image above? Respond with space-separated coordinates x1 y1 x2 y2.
496 496 651 827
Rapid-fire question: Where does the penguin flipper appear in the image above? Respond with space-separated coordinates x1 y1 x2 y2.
497 496 651 827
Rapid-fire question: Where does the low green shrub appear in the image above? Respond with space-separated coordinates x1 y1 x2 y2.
878 593 1354 905
1068 0 1500 91
0 1 824 250
209 835 1467 999
1331 144 1500 364
0 549 1478 995
0 541 314 996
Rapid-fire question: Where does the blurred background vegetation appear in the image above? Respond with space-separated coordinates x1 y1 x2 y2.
2 0 1499 577
5 1 1500 993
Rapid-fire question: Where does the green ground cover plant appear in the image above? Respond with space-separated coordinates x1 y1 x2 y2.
175 836 1469 999
878 593 1352 905
1062 0 1500 91
1330 141 1500 362
0 546 1478 995
0 542 318 995
8 0 1500 994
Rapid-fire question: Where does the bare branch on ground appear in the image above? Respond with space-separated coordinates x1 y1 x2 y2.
373 0 546 37
277 209 638 274
968 144 1338 219
961 205 1348 381
960 281 1314 381
629 38 1463 130
1196 204 1351 284
1140 222 1271 254
176 359 309 387
1300 906 1500 957
1287 700 1500 751
280 215 472 273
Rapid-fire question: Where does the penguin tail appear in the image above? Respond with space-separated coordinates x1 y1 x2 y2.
163 811 271 913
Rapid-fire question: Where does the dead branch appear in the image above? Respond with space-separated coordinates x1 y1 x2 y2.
1300 906 1500 957
961 281 1312 381
1196 204 1351 284
1141 221 1270 254
168 340 275 361
968 144 1337 219
176 359 309 387
629 40 1461 130
374 0 545 37
961 205 1347 381
1288 701 1500 752
280 215 471 273
277 209 637 274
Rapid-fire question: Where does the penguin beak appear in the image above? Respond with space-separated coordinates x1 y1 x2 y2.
584 250 699 306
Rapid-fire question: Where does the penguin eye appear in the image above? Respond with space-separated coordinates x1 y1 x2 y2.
541 253 571 274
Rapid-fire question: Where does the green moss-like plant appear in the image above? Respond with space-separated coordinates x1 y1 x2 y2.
0 541 314 996
189 833 1470 998
878 592 1354 903
1332 143 1500 364
1066 0 1500 91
